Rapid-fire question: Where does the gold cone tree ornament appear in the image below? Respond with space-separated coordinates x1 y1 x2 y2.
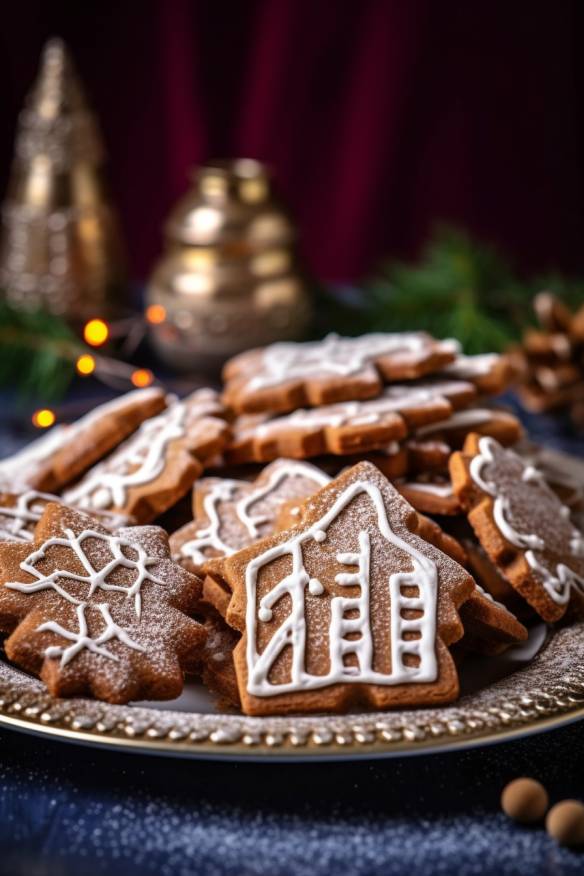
0 37 127 321
146 158 313 371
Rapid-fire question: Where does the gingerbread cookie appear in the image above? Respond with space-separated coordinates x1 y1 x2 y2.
405 438 452 474
210 460 474 715
0 503 205 702
0 388 167 493
0 426 69 493
199 606 240 708
458 583 528 656
202 571 232 618
170 459 330 573
407 512 527 655
529 447 584 510
0 488 132 543
462 538 532 619
450 434 584 621
439 353 520 395
414 408 522 448
64 390 230 524
225 380 477 464
222 332 459 414
396 476 460 516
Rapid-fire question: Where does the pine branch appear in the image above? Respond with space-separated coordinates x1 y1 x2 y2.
361 226 527 353
0 300 81 400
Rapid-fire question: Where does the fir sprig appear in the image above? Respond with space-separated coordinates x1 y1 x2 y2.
0 301 80 400
362 227 529 353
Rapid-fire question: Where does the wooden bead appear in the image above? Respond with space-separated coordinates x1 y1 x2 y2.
501 778 549 823
546 800 584 847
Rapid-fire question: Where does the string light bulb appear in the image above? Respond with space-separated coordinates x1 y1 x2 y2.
76 354 96 375
131 368 154 388
83 318 110 347
145 304 166 324
32 408 56 428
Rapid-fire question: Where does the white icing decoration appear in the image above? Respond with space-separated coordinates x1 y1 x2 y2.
0 426 67 484
521 465 546 485
442 353 499 379
181 480 240 564
37 602 145 667
245 480 438 696
63 388 162 435
0 490 57 542
64 402 187 510
0 389 163 490
416 408 494 437
247 333 456 391
236 462 330 539
473 581 510 613
308 578 324 595
469 436 584 605
6 528 165 619
255 383 471 436
401 482 453 498
379 442 401 457
180 462 330 564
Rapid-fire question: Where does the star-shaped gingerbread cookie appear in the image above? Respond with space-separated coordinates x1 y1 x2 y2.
209 460 474 716
0 503 205 703
450 434 584 621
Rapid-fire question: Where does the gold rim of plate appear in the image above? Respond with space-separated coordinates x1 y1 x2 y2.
0 623 583 760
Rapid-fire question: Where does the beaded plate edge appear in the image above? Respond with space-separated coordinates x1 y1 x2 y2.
0 624 583 759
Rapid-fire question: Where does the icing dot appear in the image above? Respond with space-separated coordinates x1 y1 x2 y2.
313 530 327 542
258 606 273 623
308 578 324 596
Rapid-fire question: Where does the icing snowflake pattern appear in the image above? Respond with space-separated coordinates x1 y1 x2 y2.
246 480 438 696
5 528 166 619
37 602 145 667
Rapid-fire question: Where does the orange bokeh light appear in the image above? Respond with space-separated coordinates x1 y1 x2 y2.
145 304 167 325
32 408 56 428
131 368 154 388
83 318 110 347
76 354 96 375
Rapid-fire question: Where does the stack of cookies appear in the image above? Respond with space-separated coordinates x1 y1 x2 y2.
514 291 584 426
0 331 582 717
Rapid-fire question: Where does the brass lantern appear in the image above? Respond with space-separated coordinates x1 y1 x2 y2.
146 158 313 372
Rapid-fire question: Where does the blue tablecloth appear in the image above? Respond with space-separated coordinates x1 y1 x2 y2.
1 390 584 876
1 721 584 876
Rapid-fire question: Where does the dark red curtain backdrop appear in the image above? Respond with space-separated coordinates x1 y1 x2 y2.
1 1 584 283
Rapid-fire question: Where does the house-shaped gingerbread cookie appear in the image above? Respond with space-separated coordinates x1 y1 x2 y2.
212 461 474 716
